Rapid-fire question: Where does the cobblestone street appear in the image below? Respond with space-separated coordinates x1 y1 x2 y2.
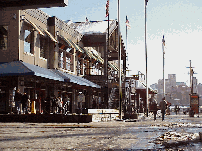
1 113 202 150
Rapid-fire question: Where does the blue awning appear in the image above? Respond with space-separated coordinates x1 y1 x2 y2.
51 69 101 89
0 61 64 82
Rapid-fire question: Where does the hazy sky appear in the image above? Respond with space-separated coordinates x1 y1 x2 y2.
40 0 202 86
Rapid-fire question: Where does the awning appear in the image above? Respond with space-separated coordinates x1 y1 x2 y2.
0 61 64 82
91 51 104 64
82 47 97 60
59 35 83 53
42 28 58 43
24 18 57 43
51 69 101 89
24 18 45 36
91 51 119 71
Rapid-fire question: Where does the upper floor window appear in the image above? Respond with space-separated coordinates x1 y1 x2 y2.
0 26 8 50
40 37 47 59
24 29 34 54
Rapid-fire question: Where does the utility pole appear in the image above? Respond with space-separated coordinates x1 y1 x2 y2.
186 60 195 95
186 60 196 116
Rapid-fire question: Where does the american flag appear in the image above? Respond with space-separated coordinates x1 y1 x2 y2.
106 0 109 17
145 0 148 5
162 35 165 46
126 16 131 29
162 35 165 53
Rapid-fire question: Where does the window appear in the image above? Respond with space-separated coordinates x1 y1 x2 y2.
24 30 33 54
0 26 8 50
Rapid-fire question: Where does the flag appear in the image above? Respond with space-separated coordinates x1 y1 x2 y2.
106 0 109 17
162 35 165 54
145 0 148 5
162 35 165 46
126 16 131 29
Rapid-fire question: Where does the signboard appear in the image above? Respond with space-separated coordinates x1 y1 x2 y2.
190 94 199 114
88 109 119 114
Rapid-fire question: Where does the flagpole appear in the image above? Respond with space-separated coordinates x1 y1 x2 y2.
126 16 127 50
162 35 165 99
145 0 149 117
118 0 122 120
107 5 109 109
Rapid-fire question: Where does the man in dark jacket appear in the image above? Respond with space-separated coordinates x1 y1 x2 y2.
159 97 167 121
149 95 158 121
21 92 28 114
14 89 22 114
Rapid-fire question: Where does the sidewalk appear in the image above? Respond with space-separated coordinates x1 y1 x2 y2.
0 113 202 150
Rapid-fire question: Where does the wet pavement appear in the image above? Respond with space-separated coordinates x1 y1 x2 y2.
0 112 202 150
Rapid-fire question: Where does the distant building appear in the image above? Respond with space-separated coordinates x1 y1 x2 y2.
168 74 176 87
176 82 186 86
156 74 191 105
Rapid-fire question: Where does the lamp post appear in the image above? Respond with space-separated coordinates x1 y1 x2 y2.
145 0 149 117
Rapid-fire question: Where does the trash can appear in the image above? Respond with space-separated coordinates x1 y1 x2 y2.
189 109 194 117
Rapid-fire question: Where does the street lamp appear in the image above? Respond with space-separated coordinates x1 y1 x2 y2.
145 0 149 117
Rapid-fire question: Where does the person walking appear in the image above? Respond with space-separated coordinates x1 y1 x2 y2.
149 95 158 121
159 97 167 121
14 89 22 114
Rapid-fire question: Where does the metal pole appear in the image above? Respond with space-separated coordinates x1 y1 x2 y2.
118 0 122 119
162 36 165 99
126 15 127 50
190 60 193 94
145 0 148 117
107 8 109 109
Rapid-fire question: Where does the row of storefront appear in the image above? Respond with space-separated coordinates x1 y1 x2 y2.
0 8 127 114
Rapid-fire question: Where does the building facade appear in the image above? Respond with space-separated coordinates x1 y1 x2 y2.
0 9 126 114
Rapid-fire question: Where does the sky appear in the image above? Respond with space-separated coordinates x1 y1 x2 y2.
40 0 202 86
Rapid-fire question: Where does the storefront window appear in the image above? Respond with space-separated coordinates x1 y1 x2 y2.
0 25 8 50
